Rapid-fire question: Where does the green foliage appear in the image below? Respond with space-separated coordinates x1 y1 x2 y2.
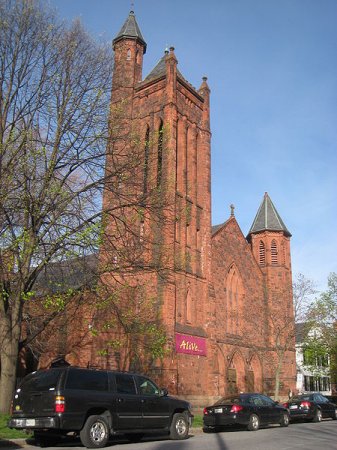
43 289 75 312
0 414 31 439
303 272 337 377
94 283 168 370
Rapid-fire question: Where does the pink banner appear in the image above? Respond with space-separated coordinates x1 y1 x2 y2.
175 333 207 356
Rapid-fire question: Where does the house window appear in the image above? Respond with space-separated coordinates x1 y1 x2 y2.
271 240 278 265
259 241 265 266
126 49 131 60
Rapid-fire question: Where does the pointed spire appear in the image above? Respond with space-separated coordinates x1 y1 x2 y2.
248 192 291 237
113 10 147 53
199 76 210 94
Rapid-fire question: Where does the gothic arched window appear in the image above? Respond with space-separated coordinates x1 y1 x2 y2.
157 120 163 187
186 283 192 324
126 49 131 60
226 264 243 335
143 126 150 195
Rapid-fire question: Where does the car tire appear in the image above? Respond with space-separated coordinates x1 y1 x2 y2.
312 409 322 423
331 409 337 420
80 415 110 448
247 414 260 431
170 412 189 440
280 412 289 427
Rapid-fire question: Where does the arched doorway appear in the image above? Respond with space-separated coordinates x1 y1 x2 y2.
247 354 263 393
227 351 246 394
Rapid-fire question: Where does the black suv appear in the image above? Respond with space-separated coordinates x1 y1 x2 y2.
8 367 193 448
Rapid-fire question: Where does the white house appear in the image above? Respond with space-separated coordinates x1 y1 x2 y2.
295 323 331 395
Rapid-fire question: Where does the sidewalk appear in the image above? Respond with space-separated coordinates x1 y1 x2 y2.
0 428 203 449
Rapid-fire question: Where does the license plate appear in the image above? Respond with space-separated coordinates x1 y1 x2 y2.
290 405 298 410
26 419 36 426
214 408 223 413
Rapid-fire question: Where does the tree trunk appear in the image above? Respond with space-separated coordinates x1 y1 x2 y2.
0 336 20 413
274 352 284 401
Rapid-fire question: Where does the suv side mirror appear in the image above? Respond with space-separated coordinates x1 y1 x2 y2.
160 388 168 397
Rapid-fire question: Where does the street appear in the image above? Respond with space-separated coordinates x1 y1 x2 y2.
1 420 337 450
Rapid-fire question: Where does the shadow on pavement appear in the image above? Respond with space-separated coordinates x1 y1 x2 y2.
2 428 228 450
0 438 26 449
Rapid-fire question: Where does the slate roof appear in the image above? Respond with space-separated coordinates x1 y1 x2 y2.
295 322 311 344
211 223 224 235
34 253 99 296
247 192 291 237
113 10 147 53
143 53 187 84
211 217 233 236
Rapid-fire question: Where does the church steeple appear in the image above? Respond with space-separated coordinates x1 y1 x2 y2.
247 192 292 273
113 10 147 53
111 10 146 92
247 192 291 238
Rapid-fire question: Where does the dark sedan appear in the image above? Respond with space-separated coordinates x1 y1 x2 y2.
203 393 289 432
283 393 337 422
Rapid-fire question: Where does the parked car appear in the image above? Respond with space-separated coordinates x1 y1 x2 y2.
8 367 193 448
326 395 337 405
283 393 337 422
203 393 289 432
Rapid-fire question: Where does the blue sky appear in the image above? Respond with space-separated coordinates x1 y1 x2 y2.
49 0 337 292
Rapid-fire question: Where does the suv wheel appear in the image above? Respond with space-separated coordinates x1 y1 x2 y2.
170 413 189 440
332 409 337 420
80 415 110 448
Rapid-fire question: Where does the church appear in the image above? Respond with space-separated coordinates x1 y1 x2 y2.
93 10 297 406
30 10 296 408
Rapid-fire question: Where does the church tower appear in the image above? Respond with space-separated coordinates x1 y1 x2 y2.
101 10 213 399
247 192 296 394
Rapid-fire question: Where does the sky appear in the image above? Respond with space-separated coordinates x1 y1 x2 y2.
48 0 337 292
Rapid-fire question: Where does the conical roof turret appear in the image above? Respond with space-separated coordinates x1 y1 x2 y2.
247 192 291 237
113 10 147 53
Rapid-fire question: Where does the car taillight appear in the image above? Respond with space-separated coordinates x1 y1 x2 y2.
55 395 65 413
282 402 289 408
230 404 244 413
203 408 209 415
300 401 311 408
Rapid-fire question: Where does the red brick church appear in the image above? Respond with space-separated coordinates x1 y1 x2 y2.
33 10 296 406
96 11 296 404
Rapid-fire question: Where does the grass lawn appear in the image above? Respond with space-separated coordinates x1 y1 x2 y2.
193 414 203 428
0 414 30 440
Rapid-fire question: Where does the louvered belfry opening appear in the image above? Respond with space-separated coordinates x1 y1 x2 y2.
259 240 265 266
